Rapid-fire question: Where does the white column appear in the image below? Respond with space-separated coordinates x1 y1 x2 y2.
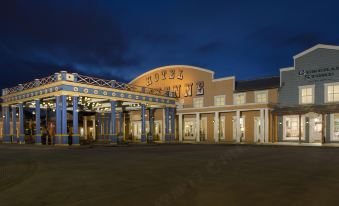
178 113 183 142
92 117 96 140
83 117 88 140
264 109 269 143
236 110 240 142
196 113 200 142
260 109 264 142
162 109 166 142
214 112 219 142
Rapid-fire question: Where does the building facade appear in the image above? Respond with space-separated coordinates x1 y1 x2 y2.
276 44 339 144
130 66 279 143
1 44 339 146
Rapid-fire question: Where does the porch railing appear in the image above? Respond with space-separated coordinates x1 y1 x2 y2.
3 72 176 98
76 74 176 98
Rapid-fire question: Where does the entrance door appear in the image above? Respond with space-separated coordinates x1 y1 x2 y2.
220 116 225 140
131 121 149 140
309 116 322 143
233 116 245 141
200 117 207 141
184 118 196 141
153 121 162 141
254 117 261 143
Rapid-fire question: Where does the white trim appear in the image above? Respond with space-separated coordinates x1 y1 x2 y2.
264 108 269 143
280 67 295 72
298 84 315 105
212 76 235 82
324 82 339 103
129 65 215 84
254 90 268 104
293 44 339 60
178 102 270 111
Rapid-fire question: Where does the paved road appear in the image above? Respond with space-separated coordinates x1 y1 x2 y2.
0 144 339 206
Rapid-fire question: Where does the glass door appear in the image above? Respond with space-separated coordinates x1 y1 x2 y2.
184 118 196 140
309 116 322 143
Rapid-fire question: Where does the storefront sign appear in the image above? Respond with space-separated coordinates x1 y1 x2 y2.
298 66 339 82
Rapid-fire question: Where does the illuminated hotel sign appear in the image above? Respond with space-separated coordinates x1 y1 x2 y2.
145 69 204 98
298 66 339 82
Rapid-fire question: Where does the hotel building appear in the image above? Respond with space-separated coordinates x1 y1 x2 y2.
1 44 339 146
130 66 279 143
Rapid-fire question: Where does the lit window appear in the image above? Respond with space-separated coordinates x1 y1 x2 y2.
255 91 268 103
326 83 339 103
214 95 226 106
333 114 339 140
299 85 314 104
234 93 245 105
193 97 204 108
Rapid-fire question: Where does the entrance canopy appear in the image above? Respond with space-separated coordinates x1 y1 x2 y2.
1 71 177 107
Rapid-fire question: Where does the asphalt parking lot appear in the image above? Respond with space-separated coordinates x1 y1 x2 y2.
1 144 339 206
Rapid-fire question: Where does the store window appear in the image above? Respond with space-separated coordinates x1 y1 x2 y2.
283 115 305 140
325 83 339 103
214 95 226 106
332 114 339 141
255 90 268 103
193 97 204 108
299 85 314 104
234 93 246 105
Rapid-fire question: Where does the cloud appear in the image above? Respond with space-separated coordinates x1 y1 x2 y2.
0 0 141 88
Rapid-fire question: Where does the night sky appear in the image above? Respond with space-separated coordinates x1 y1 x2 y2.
1 0 339 89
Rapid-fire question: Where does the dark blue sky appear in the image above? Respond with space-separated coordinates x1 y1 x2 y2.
1 0 339 89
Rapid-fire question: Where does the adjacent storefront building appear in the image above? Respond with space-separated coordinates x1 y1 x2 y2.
276 44 339 144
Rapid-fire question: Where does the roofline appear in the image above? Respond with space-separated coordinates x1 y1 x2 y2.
293 44 339 59
212 76 235 82
129 65 216 84
279 67 295 72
